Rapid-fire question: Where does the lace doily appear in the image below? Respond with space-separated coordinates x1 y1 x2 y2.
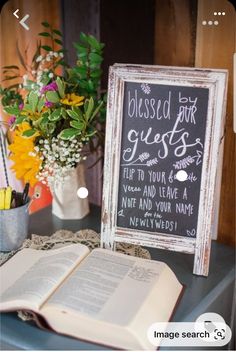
0 229 151 266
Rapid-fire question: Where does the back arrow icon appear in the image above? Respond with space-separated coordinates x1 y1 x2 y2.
19 14 30 30
13 9 19 18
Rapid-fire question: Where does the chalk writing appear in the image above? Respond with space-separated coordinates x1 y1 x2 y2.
117 82 209 237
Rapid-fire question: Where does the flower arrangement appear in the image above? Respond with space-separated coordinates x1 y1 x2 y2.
0 22 106 187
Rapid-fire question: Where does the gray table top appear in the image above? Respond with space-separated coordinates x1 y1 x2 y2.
0 205 235 350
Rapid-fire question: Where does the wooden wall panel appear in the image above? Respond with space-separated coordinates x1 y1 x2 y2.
195 0 235 245
61 0 102 206
0 0 60 85
154 0 197 66
154 0 235 245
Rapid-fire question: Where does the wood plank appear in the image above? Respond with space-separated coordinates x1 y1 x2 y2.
154 0 197 66
60 0 102 206
195 0 235 245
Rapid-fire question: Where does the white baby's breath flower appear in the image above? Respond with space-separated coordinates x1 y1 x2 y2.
48 72 54 78
59 52 64 58
54 52 58 57
36 55 43 62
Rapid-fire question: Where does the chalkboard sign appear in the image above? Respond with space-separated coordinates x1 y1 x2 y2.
101 64 228 276
117 82 208 238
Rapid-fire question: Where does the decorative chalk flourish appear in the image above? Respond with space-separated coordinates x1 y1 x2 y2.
186 229 196 237
173 150 203 170
121 153 158 167
141 83 151 94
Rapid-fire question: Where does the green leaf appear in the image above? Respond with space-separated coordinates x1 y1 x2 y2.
23 103 31 111
41 75 50 86
38 113 49 130
48 108 61 121
70 120 84 130
22 129 37 138
15 116 26 124
38 32 51 37
87 35 101 50
41 21 50 27
90 101 103 121
89 52 102 64
41 45 52 51
67 109 79 120
3 106 20 115
86 129 97 137
61 108 67 119
46 91 60 103
28 91 39 112
73 66 87 78
85 97 94 121
90 69 102 78
38 98 45 113
87 80 94 92
46 123 56 135
79 32 88 43
72 106 83 120
74 43 87 57
53 29 62 36
56 77 65 98
59 128 80 140
54 38 63 45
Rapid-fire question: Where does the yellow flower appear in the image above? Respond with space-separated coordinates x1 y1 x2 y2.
21 110 41 121
8 122 41 186
60 93 84 106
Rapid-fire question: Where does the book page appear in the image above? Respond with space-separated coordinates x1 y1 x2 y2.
0 244 89 311
45 248 165 325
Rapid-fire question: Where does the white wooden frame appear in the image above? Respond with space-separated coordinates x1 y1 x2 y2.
101 64 228 276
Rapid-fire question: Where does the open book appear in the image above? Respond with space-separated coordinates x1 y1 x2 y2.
0 244 183 350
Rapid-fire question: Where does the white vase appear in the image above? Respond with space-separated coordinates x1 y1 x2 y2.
51 163 89 220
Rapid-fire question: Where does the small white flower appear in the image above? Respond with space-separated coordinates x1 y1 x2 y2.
36 55 43 62
59 52 64 58
54 52 58 57
48 72 54 78
46 56 51 62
